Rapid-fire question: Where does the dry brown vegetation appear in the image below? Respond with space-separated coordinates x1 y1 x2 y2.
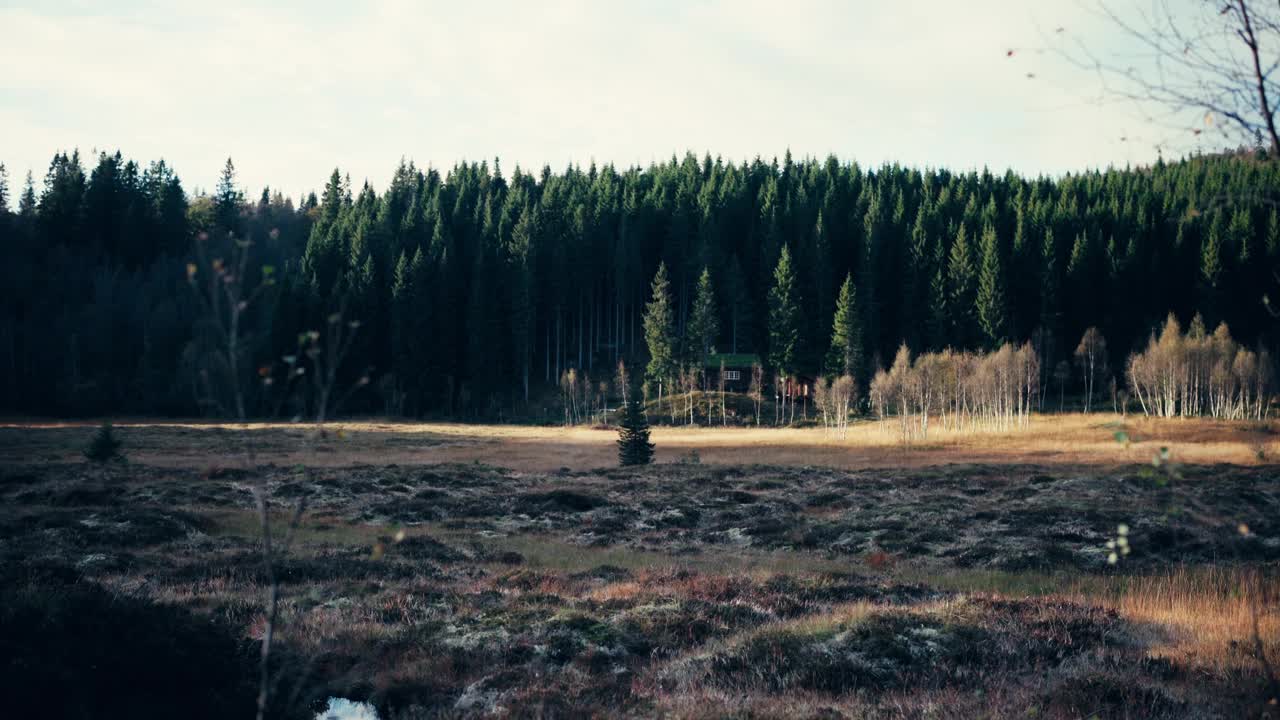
3 413 1277 472
0 418 1276 718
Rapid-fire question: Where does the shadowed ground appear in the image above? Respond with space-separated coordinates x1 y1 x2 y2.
0 417 1276 718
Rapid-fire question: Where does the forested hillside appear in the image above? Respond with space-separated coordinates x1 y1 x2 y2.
1 150 1277 418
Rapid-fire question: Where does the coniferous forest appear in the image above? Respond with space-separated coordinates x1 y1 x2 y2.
1 149 1278 419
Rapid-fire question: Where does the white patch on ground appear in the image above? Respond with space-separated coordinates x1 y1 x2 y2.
315 697 379 720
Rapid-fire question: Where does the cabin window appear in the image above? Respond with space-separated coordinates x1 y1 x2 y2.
723 370 741 381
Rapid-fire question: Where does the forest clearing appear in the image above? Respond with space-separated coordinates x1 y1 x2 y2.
2 415 1277 717
9 0 1280 716
3 412 1277 471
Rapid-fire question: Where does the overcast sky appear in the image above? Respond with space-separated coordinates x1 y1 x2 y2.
0 0 1204 198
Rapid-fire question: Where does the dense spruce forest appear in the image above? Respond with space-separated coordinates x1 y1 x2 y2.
1 149 1277 419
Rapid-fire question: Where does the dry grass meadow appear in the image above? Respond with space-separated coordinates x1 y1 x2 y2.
1 413 1277 718
3 412 1277 471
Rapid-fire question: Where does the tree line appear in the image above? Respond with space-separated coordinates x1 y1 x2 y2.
1 148 1278 419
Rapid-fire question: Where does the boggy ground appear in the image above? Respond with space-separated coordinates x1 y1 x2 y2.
0 427 1278 718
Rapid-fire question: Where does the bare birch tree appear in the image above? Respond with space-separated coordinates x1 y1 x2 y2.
1075 327 1108 413
1061 0 1280 154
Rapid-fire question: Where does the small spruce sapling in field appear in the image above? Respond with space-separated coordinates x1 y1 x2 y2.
617 398 654 466
83 421 125 463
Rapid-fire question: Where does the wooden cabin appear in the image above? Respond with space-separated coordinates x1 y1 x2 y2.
704 353 761 392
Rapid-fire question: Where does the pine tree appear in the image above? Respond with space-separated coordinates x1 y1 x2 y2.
1230 207 1254 263
1068 230 1092 279
1039 228 1062 339
947 224 978 347
768 245 801 375
214 158 242 234
319 168 346 227
616 398 654 466
83 420 124 463
976 221 1008 345
901 204 930 349
10 147 1280 422
38 151 87 248
825 273 862 378
390 250 420 413
859 195 883 366
687 266 719 362
643 262 676 397
18 170 36 219
509 205 536 402
1201 217 1224 322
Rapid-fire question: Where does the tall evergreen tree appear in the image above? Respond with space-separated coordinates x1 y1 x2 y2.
213 158 242 235
976 222 1008 345
1039 227 1062 339
901 204 930 349
642 262 676 397
687 266 719 362
1201 217 1225 323
18 171 36 219
390 249 429 413
5 148 1280 420
947 224 979 347
768 245 801 375
825 273 862 378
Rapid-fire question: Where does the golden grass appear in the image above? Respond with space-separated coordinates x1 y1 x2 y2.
3 412 1277 471
898 563 1279 678
1102 567 1278 675
201 507 1279 682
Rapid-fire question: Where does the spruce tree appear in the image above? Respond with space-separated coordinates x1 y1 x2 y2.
768 245 801 376
687 266 719 362
1229 207 1253 263
1201 218 1224 322
1039 228 1062 340
643 262 676 398
859 196 883 366
616 398 654 466
1068 231 1092 279
825 273 862 378
976 222 1008 345
901 204 930 349
213 158 242 234
84 420 124 463
390 250 420 412
18 170 36 219
11 147 1280 422
947 225 978 347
